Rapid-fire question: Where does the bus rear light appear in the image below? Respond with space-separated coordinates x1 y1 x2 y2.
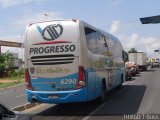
78 81 86 86
25 69 33 90
75 66 86 89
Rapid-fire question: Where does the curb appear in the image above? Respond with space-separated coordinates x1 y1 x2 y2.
12 102 41 111
0 83 25 91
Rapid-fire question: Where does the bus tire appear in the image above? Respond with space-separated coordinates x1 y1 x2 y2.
118 74 123 89
99 80 106 103
125 73 128 81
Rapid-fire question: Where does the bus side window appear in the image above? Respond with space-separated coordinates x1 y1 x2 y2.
103 35 109 49
85 27 98 54
101 34 110 56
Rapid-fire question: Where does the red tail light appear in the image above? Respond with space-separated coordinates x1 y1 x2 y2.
25 69 33 90
75 66 86 89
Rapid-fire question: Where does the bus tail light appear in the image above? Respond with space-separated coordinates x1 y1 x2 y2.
25 69 33 90
75 66 86 89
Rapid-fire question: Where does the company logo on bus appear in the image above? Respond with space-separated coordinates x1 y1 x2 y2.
42 24 63 41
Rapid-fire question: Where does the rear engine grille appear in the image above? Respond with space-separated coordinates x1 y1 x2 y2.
31 54 75 65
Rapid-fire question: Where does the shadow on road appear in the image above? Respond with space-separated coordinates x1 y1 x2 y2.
134 74 141 77
31 85 146 118
127 77 136 81
143 69 156 72
127 75 140 81
35 100 102 116
93 85 146 115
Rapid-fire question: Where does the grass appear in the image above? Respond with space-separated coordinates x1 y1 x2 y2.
0 76 25 89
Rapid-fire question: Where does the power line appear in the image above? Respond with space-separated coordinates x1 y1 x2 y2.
102 19 139 28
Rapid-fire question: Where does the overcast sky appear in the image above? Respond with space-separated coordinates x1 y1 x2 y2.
1 0 160 59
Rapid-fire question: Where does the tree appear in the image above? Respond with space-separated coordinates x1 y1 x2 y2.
4 51 14 70
0 53 6 77
0 51 14 77
128 48 138 53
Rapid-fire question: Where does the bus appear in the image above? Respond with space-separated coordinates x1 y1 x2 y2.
24 19 125 104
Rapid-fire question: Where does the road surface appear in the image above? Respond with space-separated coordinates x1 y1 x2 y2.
0 83 27 109
20 68 160 120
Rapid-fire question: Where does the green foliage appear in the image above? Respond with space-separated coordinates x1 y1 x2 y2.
0 53 6 77
128 48 138 53
0 82 17 89
15 69 24 78
0 53 5 63
0 63 5 73
8 69 24 78
4 51 14 70
0 51 14 77
8 70 15 77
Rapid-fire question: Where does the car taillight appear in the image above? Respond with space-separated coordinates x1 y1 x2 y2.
25 69 33 90
75 66 86 89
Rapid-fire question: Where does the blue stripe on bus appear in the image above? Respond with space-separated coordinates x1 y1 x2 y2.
30 73 78 91
26 86 88 103
36 25 43 34
26 67 123 103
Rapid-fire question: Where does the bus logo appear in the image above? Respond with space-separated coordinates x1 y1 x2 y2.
42 24 63 41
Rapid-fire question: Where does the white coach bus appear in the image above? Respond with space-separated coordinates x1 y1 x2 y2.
24 19 125 104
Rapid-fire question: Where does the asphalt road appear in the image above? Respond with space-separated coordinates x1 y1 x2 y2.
0 83 28 109
21 67 160 120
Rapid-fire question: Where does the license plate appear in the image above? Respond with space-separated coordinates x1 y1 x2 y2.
48 94 59 99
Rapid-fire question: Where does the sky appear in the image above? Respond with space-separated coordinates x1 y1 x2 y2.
1 0 160 59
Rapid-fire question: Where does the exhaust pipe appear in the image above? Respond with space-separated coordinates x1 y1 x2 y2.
32 96 38 102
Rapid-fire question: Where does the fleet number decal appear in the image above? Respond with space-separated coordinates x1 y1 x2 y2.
60 79 76 84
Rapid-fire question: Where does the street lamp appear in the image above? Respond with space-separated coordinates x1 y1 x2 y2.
44 13 49 20
140 15 160 54
140 15 160 24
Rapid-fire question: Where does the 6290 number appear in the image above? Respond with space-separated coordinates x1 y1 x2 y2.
60 79 77 84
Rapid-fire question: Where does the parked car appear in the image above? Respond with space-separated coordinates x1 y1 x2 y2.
133 63 140 74
125 62 132 80
125 62 138 77
153 62 160 68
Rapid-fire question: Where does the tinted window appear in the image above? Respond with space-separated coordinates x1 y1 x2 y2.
97 34 109 55
85 27 111 55
85 27 98 53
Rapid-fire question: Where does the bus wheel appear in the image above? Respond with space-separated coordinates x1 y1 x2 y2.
125 73 128 81
96 80 106 104
99 81 106 103
118 74 123 89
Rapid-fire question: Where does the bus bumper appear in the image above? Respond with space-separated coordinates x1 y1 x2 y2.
26 88 88 104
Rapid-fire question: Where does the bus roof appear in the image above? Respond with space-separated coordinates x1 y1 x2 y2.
27 19 122 46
